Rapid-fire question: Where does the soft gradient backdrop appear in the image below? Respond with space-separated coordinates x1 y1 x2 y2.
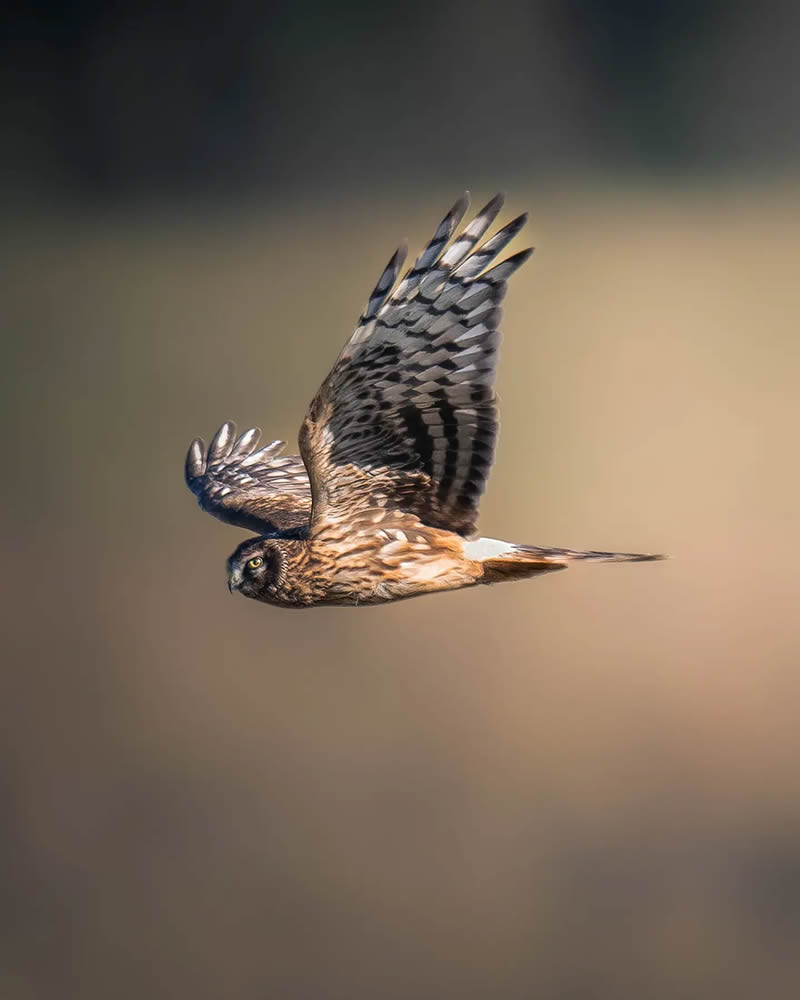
3 2 799 998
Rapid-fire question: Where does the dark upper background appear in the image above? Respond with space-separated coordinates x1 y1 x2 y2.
2 3 800 999
4 0 799 203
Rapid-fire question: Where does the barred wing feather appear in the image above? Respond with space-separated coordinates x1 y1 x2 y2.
186 422 311 535
300 193 532 536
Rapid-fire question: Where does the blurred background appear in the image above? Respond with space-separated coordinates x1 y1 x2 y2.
2 1 799 997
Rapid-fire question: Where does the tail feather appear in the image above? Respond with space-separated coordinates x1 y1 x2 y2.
513 545 665 564
465 536 665 586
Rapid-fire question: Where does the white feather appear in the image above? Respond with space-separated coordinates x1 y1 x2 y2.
464 537 515 561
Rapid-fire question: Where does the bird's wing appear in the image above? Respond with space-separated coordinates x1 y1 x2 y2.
186 422 312 535
299 193 531 536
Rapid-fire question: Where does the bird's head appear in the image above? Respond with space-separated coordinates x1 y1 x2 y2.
226 536 284 602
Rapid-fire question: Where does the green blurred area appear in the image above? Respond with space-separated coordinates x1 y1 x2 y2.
2 179 799 998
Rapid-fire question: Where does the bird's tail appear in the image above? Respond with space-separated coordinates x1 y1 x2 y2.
465 537 665 585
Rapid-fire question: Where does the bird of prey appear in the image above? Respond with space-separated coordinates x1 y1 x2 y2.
186 193 661 608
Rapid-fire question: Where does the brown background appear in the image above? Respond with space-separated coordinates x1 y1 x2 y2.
2 3 800 998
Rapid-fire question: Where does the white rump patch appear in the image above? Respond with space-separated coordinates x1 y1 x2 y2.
464 537 515 561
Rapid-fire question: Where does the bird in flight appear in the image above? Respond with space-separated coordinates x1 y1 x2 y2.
186 193 661 608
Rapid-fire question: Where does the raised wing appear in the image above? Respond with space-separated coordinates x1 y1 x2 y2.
299 193 532 536
186 422 311 535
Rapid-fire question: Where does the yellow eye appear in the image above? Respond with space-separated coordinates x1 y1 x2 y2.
247 556 264 570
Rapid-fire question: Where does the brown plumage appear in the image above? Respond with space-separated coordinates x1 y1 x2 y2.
186 193 663 609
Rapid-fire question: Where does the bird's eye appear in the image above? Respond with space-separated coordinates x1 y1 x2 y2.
247 556 264 570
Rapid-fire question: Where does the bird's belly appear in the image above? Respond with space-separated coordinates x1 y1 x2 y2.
311 543 475 607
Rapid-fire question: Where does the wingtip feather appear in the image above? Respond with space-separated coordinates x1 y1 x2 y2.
230 426 262 459
480 192 505 217
445 192 470 234
240 439 287 466
208 421 236 462
185 438 206 482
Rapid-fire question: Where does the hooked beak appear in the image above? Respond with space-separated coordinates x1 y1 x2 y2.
228 568 244 593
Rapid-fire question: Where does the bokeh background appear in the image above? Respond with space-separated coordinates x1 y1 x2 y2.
3 2 800 998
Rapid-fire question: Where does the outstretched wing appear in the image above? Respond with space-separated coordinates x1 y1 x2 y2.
299 193 531 536
186 422 311 535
